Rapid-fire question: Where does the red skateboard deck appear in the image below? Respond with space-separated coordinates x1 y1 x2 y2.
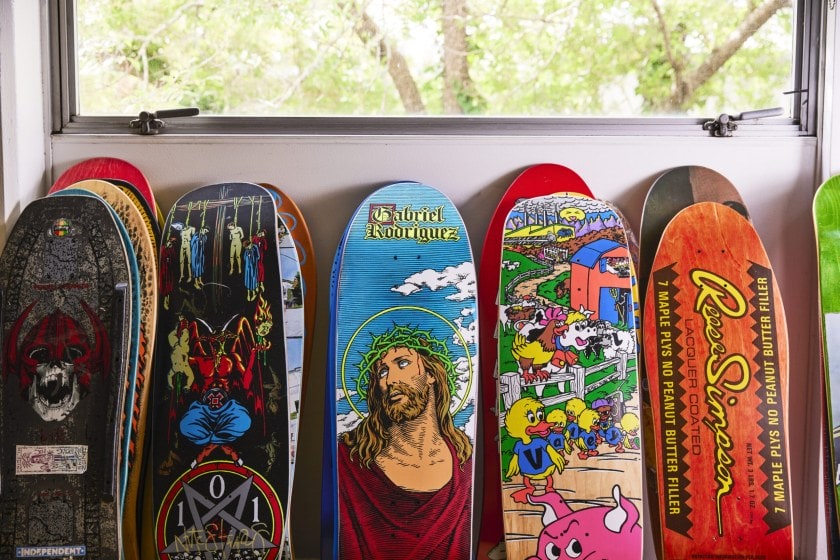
477 164 592 559
643 202 793 559
51 156 160 220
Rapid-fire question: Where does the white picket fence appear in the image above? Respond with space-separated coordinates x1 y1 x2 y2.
497 350 635 423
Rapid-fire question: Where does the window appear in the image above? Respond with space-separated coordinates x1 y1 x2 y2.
56 0 818 134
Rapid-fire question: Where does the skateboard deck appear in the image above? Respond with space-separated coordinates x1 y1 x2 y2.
259 183 306 558
259 184 316 408
56 180 158 560
814 175 840 543
330 182 478 559
639 165 749 298
152 182 290 560
51 189 142 505
497 191 643 560
322 219 352 560
111 178 163 251
638 164 749 554
643 201 793 559
0 195 134 558
478 164 592 559
51 156 161 220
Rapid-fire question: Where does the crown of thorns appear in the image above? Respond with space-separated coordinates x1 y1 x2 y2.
356 324 457 400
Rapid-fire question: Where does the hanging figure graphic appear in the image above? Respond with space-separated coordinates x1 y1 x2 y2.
228 222 245 275
171 221 196 284
252 228 268 293
243 239 260 302
160 236 177 310
190 226 209 289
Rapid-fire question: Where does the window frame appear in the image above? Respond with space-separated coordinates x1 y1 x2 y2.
51 0 821 138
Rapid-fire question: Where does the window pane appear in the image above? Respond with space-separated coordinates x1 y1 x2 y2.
75 0 795 117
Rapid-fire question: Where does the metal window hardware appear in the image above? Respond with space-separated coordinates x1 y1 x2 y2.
702 107 784 137
129 107 200 135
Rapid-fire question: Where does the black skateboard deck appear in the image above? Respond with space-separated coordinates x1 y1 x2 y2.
0 195 134 558
152 182 290 559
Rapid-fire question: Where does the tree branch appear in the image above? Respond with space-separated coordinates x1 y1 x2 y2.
442 0 483 114
676 0 791 108
340 1 426 114
649 0 685 94
139 1 204 86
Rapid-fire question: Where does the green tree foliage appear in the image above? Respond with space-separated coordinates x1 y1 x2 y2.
76 0 793 117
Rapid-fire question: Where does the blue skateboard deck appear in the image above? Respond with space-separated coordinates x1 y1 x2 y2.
497 191 643 560
151 182 290 560
328 182 478 560
261 184 305 558
0 195 134 558
322 217 352 560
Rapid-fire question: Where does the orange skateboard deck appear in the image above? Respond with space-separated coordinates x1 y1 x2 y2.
643 202 793 559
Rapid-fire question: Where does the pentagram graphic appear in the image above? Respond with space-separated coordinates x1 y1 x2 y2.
157 461 283 560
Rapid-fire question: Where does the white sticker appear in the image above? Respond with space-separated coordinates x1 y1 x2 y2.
15 445 88 475
17 545 86 558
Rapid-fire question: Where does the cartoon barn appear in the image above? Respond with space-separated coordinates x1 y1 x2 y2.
569 238 632 326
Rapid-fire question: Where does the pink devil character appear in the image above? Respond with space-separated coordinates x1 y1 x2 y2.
526 485 641 559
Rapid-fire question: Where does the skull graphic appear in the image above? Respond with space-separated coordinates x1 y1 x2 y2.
5 301 109 422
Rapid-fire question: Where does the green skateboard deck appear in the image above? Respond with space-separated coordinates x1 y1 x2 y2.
498 191 643 559
0 195 134 558
643 202 793 559
814 175 840 548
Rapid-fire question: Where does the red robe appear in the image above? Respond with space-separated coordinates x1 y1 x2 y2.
338 440 472 560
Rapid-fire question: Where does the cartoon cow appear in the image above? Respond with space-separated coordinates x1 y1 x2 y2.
526 485 641 560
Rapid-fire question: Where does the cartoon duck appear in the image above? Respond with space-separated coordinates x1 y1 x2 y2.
620 412 641 451
545 408 572 456
575 408 602 460
564 397 587 440
504 397 566 503
511 319 564 383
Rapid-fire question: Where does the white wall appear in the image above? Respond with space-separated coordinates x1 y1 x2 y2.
0 0 49 249
51 134 822 559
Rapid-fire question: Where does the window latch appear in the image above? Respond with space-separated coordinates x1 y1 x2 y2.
702 107 783 137
129 107 200 135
